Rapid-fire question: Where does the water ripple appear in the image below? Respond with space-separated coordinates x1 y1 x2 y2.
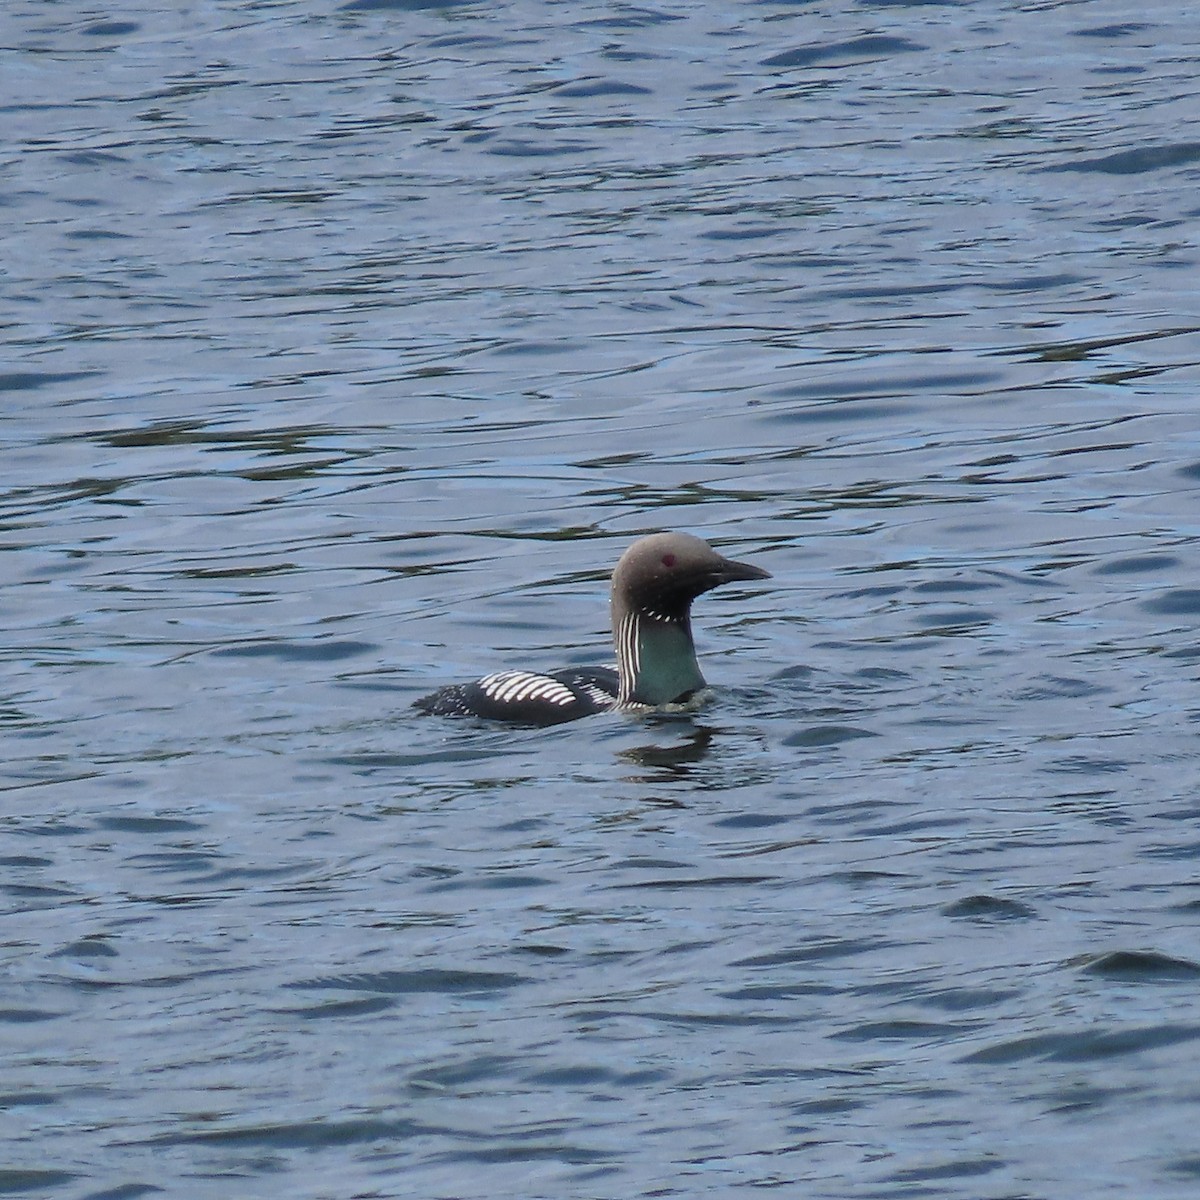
4 0 1200 1197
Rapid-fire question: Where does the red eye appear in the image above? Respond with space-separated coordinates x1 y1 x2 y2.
661 553 676 568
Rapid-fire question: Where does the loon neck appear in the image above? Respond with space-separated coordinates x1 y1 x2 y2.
614 609 706 707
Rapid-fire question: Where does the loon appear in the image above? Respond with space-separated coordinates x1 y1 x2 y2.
415 531 770 726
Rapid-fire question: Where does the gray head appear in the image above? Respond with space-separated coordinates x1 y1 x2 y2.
610 532 771 707
611 532 771 619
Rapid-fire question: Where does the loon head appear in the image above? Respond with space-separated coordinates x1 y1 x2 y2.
610 532 771 708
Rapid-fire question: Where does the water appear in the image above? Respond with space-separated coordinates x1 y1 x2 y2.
3 0 1200 1196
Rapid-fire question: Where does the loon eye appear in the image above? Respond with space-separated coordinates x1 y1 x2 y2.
661 553 676 568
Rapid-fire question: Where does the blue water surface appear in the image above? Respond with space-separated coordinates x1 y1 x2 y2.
3 1 1200 1197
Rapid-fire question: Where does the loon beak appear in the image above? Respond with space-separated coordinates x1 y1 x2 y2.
709 554 772 587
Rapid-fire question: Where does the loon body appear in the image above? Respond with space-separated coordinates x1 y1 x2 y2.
415 532 770 726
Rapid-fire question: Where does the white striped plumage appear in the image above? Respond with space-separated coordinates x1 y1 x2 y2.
615 611 641 705
479 670 575 708
580 682 616 707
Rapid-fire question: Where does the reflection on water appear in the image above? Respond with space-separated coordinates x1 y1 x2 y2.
3 1 1200 1198
618 724 715 778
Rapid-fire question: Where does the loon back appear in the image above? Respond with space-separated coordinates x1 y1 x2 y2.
414 531 770 725
413 666 619 727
